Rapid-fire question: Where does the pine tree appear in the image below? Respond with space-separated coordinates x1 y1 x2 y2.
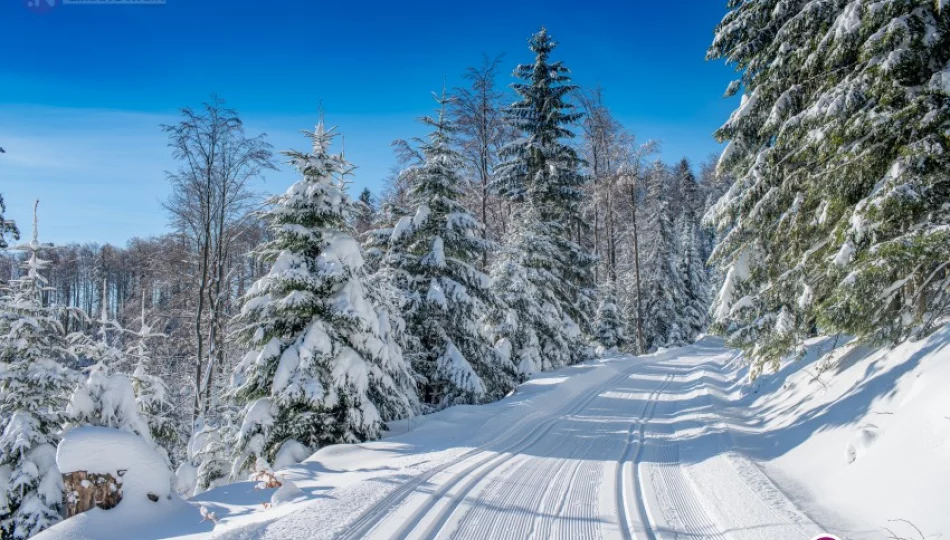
594 283 626 351
66 287 174 463
354 188 377 236
707 0 950 373
0 195 17 252
641 162 685 350
66 363 153 444
674 160 710 342
488 203 577 375
231 120 416 477
379 91 512 408
363 185 411 275
126 294 179 458
490 28 597 366
0 203 74 540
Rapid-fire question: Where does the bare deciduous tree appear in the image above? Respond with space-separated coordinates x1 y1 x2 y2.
161 95 275 422
451 55 512 268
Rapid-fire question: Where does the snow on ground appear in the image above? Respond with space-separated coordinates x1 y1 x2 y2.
44 427 212 540
36 327 950 539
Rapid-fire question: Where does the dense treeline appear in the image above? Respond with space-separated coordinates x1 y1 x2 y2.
706 0 950 376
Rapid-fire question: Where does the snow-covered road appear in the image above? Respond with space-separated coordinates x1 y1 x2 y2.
40 330 950 540
210 340 825 540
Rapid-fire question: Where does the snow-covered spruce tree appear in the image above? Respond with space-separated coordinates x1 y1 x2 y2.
0 195 18 252
641 161 686 350
66 289 166 448
674 159 710 343
380 91 513 408
230 120 416 478
126 296 179 458
353 188 377 236
362 197 407 275
707 0 950 374
0 205 74 539
488 202 578 375
490 28 597 367
594 283 626 351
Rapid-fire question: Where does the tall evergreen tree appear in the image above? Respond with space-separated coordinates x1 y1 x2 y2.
641 162 686 350
674 159 710 342
0 204 74 540
126 295 179 457
490 28 597 367
379 91 513 408
353 188 377 236
594 283 626 351
707 0 950 374
230 120 416 477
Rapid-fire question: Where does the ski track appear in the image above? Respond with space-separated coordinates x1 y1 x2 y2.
251 344 826 540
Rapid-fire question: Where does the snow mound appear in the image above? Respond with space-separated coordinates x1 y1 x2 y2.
57 426 172 502
35 427 212 540
273 440 311 470
845 424 879 464
270 479 305 506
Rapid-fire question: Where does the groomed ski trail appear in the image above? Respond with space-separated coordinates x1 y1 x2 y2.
218 340 827 540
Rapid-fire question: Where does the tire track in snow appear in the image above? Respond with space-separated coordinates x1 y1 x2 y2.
645 362 724 540
409 364 645 540
616 372 675 540
337 360 643 540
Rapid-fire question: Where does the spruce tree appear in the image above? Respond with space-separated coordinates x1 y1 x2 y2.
641 162 685 350
0 204 73 540
674 160 710 342
126 295 179 457
0 195 17 252
490 28 597 367
594 283 626 351
231 120 416 476
488 202 577 374
66 288 172 461
379 92 512 408
707 0 950 373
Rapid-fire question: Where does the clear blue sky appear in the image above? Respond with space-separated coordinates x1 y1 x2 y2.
0 0 737 245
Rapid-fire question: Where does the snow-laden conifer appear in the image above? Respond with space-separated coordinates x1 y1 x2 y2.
641 162 686 350
231 120 416 477
707 0 950 372
379 91 512 408
0 203 74 539
490 28 597 365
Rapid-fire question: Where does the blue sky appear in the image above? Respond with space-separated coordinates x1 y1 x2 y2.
0 0 737 245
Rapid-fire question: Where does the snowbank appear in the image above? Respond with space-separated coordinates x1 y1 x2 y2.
741 324 950 539
58 427 170 502
35 427 212 540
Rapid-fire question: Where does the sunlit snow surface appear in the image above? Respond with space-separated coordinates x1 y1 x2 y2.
36 327 950 540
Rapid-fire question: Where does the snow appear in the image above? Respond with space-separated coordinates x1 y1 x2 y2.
36 427 208 540
272 441 311 471
931 63 950 94
36 329 950 540
390 216 413 242
436 341 486 398
57 427 172 501
270 479 304 506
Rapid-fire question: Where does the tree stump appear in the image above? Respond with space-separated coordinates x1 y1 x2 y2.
62 470 125 518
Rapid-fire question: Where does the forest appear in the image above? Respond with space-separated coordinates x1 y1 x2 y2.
2 0 950 537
